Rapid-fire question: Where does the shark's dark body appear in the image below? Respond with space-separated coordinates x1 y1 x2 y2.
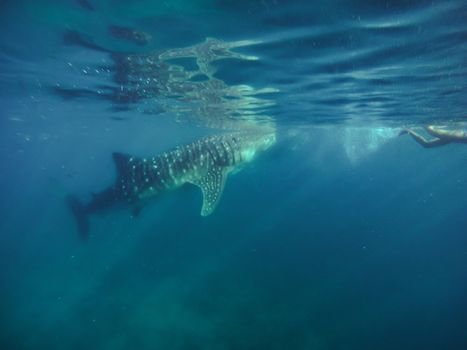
67 128 276 238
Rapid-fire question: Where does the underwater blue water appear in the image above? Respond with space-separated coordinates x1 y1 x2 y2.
1 1 467 349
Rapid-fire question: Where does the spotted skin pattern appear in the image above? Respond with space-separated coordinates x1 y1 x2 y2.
96 128 275 217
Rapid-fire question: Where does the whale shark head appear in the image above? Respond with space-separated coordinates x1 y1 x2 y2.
188 127 276 216
237 127 276 162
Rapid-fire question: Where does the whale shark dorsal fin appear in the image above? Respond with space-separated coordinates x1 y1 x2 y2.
190 166 230 216
112 152 132 177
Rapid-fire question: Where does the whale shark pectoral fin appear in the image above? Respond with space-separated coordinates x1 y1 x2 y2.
189 166 230 216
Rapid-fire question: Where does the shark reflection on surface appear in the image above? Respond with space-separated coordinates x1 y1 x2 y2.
57 36 277 129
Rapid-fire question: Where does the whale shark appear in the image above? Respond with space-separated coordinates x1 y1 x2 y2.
67 127 276 239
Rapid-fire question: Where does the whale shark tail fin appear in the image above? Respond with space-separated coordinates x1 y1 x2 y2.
66 195 90 240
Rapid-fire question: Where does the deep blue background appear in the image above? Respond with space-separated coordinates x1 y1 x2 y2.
1 1 467 349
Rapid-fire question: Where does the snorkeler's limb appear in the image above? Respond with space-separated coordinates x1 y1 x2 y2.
406 130 450 148
425 125 467 141
398 129 409 136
